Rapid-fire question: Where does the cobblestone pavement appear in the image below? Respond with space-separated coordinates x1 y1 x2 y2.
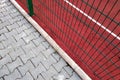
0 0 82 80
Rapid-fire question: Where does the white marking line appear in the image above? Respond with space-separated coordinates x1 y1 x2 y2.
64 0 120 40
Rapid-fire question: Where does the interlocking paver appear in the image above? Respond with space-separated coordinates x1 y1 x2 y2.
30 62 46 79
0 15 12 22
42 46 55 58
20 51 35 64
31 52 46 67
11 39 26 48
7 57 23 72
24 27 36 35
41 41 50 49
0 34 7 41
13 31 27 41
32 36 45 46
0 78 3 80
67 72 82 80
9 47 25 60
0 27 8 34
0 46 14 57
0 0 81 80
10 11 20 18
64 66 73 76
18 61 34 76
17 20 29 27
30 44 46 56
6 23 19 31
2 36 16 48
41 66 58 80
16 25 28 33
53 58 67 72
0 43 4 49
16 72 33 80
22 41 36 54
0 55 12 69
4 29 17 38
23 33 37 43
37 75 44 80
59 68 70 79
41 55 57 70
53 74 66 80
52 52 61 61
0 21 10 29
4 69 21 80
0 65 9 78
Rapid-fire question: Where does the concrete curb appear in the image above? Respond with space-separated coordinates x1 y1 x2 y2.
10 0 92 80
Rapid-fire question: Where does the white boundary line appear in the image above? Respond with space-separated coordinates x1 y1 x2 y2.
64 0 120 40
10 0 92 80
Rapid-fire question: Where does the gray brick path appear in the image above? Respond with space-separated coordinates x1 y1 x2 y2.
0 0 82 80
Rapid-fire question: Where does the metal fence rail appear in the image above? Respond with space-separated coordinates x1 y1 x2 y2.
16 0 120 79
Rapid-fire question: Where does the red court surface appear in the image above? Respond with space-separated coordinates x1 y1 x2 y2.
16 0 120 79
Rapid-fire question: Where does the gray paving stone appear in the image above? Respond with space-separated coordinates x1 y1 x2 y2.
20 51 36 64
42 56 57 69
0 43 4 49
17 19 28 27
0 65 9 78
8 18 18 24
53 74 66 80
32 36 45 46
0 55 12 69
41 55 57 70
64 66 73 76
30 44 46 56
0 7 6 13
18 61 34 76
0 34 7 41
0 78 3 80
0 15 12 22
16 25 28 33
41 41 50 49
9 47 25 60
53 58 67 72
23 33 37 43
0 13 4 18
2 36 16 47
23 22 32 28
37 75 44 80
59 68 70 79
11 39 26 48
0 46 14 57
16 72 34 80
24 27 36 35
0 21 10 29
31 52 46 67
6 23 19 31
30 62 46 79
0 27 8 34
41 66 58 80
4 69 21 80
4 29 18 38
22 42 36 54
32 32 40 39
13 32 27 41
7 57 23 72
42 46 55 58
52 52 61 62
5 5 14 11
67 72 82 80
10 11 20 18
